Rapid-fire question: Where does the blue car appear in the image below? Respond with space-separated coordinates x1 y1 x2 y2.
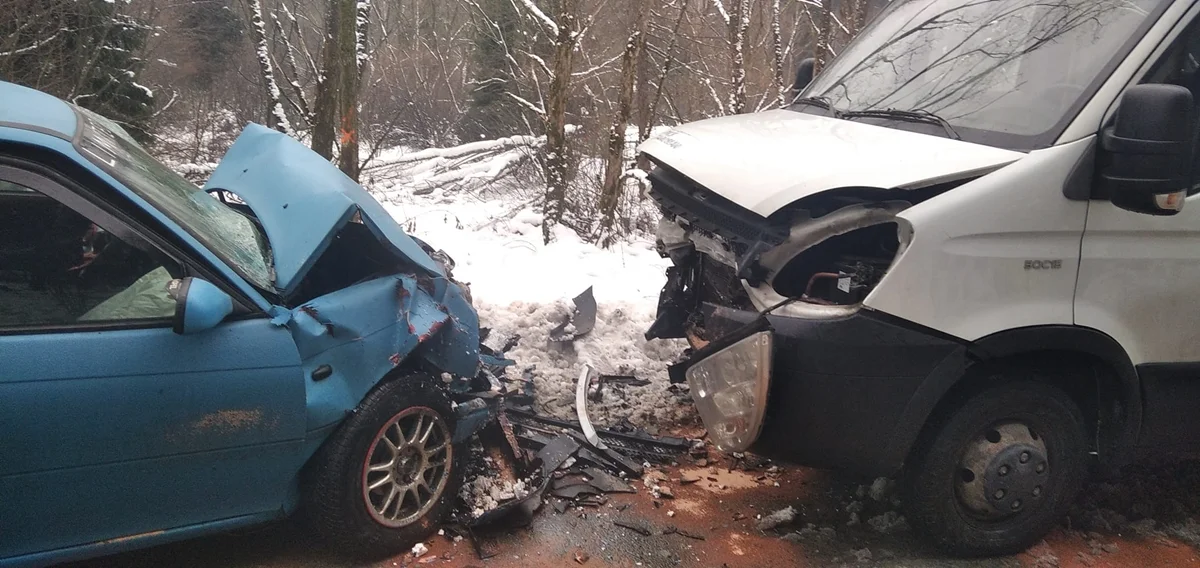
0 81 489 566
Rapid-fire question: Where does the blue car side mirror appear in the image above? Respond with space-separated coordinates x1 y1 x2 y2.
167 278 234 335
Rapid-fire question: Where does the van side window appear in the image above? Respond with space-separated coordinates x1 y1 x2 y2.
1140 19 1200 194
0 178 182 328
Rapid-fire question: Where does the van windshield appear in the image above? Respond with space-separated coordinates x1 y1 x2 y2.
799 0 1168 150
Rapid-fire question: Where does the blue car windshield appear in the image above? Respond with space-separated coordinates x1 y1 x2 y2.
74 108 276 292
799 0 1168 150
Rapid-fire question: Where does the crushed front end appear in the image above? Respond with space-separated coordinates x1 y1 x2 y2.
645 164 966 476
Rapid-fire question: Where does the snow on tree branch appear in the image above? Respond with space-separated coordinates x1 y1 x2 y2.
0 33 58 57
507 92 547 115
711 0 730 25
515 0 560 36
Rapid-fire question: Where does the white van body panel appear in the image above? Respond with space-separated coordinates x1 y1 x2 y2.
863 138 1094 341
637 110 1023 217
1076 196 1200 365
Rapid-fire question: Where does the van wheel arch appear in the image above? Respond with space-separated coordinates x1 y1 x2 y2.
909 326 1141 476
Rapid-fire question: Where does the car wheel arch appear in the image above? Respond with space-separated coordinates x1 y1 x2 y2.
888 325 1140 477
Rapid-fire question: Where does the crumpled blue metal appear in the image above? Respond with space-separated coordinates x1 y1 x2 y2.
204 124 444 296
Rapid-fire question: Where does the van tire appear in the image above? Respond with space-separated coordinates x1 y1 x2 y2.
302 373 464 560
902 380 1086 557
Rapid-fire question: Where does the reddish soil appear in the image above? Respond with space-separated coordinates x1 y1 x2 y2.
66 456 1200 568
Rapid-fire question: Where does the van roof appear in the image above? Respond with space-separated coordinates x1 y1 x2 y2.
0 81 78 140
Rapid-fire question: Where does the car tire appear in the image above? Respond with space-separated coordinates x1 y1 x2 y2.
902 378 1087 557
303 372 464 560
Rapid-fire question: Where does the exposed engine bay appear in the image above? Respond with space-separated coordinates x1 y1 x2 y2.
645 164 944 341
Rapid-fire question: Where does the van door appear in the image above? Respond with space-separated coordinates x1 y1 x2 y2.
1076 12 1200 456
0 166 306 561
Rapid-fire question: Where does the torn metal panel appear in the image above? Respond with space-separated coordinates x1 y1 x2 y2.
281 274 481 432
204 124 443 296
756 201 911 285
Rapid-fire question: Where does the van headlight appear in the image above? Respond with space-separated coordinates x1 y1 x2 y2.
686 331 773 452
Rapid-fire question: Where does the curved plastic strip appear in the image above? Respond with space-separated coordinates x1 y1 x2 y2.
575 364 606 450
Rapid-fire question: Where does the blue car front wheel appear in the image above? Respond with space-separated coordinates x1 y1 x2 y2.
302 372 465 559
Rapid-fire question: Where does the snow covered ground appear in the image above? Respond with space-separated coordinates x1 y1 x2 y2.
370 182 696 430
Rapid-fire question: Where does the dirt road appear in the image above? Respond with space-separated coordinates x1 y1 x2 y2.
67 456 1200 568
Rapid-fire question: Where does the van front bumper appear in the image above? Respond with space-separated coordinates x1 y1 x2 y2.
669 301 968 476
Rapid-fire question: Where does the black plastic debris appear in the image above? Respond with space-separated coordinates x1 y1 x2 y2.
467 435 580 530
550 286 597 342
581 467 636 494
506 407 690 464
551 483 602 500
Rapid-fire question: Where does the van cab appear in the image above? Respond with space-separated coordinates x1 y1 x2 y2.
639 0 1200 555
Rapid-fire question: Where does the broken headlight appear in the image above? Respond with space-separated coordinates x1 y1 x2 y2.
686 331 773 452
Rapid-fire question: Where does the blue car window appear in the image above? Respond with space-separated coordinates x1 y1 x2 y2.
74 108 276 292
0 179 181 328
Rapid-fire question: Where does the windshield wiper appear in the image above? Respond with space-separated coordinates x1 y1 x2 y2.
840 108 961 140
789 96 841 116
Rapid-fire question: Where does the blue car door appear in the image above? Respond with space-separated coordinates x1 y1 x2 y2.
0 166 306 561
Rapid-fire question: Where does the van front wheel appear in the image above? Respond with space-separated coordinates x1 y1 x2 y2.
902 380 1087 556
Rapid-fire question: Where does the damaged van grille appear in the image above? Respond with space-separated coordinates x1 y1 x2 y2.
696 255 751 310
647 166 786 249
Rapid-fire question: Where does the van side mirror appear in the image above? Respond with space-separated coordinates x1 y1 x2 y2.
792 58 816 95
1101 84 1195 215
167 277 233 335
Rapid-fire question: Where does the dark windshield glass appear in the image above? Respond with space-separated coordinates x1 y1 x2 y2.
800 0 1167 150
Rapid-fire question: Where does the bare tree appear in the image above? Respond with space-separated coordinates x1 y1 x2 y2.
245 0 292 134
770 0 785 107
596 0 647 243
726 0 749 114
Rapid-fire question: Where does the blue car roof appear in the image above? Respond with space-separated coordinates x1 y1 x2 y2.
0 81 78 140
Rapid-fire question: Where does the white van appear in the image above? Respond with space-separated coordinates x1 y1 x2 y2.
638 0 1200 556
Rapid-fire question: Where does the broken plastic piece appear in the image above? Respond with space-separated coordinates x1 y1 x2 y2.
575 365 606 450
550 287 597 341
550 484 602 499
581 467 636 493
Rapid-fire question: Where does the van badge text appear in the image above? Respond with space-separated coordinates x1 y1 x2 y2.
1024 260 1063 270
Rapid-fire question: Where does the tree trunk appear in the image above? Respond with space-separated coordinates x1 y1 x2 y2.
813 4 834 75
336 0 366 180
311 0 341 160
727 0 749 114
247 0 291 134
771 0 785 107
541 0 578 244
597 0 646 244
851 0 869 34
634 6 652 147
640 0 689 150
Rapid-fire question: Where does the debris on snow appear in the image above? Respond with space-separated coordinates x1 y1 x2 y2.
757 506 797 531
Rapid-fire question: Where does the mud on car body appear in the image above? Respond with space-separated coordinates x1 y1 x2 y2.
0 81 496 567
639 0 1200 557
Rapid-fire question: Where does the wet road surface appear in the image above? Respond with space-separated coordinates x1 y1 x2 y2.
65 459 1200 568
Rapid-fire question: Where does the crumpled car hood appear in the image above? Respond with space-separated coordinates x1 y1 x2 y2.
205 124 443 295
637 109 1025 217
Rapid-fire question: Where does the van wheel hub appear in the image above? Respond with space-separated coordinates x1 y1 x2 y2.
956 422 1049 519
